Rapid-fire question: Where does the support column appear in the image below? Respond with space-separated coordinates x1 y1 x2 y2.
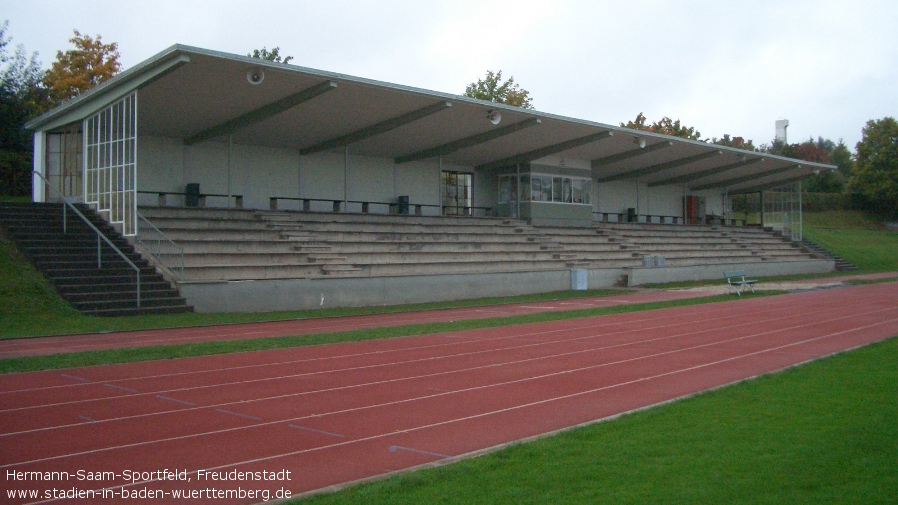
227 135 233 208
32 131 46 202
343 146 348 212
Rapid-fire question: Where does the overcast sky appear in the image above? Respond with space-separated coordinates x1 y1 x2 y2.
3 0 896 150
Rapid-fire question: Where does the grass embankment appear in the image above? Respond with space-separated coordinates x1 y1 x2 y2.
803 210 898 272
294 335 898 505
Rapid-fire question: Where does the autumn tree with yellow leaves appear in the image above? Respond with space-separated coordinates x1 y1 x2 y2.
43 30 121 107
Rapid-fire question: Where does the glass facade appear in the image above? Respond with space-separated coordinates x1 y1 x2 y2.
498 173 591 205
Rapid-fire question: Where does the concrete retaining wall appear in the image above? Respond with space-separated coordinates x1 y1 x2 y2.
625 259 835 287
180 268 623 313
178 259 834 313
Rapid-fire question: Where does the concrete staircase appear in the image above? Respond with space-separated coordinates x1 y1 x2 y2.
800 239 858 271
0 202 192 316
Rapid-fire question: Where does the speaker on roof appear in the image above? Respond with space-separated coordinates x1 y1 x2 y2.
246 68 265 85
487 109 501 125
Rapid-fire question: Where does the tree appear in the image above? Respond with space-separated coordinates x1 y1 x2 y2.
0 20 47 196
763 136 848 193
463 70 533 109
43 30 121 107
620 112 701 140
849 117 898 217
711 134 757 152
248 47 293 64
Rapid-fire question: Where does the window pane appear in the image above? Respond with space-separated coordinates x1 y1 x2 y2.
536 176 550 201
552 177 563 202
562 178 573 203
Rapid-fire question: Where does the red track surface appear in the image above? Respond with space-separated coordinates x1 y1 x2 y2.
0 290 716 358
1 282 897 504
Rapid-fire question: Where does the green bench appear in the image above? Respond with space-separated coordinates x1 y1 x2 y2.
724 270 757 297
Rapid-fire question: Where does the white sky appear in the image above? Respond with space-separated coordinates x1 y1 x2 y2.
3 0 897 150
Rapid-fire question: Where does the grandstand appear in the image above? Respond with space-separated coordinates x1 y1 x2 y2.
17 45 836 313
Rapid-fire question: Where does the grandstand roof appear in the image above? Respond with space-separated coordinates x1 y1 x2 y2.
26 45 837 193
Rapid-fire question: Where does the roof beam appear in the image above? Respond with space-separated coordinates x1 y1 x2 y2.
394 117 541 164
300 101 452 155
730 173 812 194
596 150 722 183
691 164 802 191
184 80 338 146
590 140 673 168
476 130 613 171
648 156 763 187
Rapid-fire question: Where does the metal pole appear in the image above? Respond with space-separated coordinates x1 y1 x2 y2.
227 135 233 208
798 181 803 241
343 146 348 212
683 184 687 225
515 164 521 220
438 156 443 216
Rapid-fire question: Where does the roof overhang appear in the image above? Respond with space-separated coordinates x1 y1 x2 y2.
26 44 837 189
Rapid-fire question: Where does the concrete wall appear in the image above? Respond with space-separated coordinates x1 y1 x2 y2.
177 257 833 313
179 268 591 312
138 136 449 214
626 259 835 286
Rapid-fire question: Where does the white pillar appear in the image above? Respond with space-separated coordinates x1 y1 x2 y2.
32 131 46 202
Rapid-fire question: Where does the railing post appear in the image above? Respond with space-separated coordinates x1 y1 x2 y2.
97 235 102 269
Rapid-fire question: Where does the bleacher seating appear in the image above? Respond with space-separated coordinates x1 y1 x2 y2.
137 207 815 282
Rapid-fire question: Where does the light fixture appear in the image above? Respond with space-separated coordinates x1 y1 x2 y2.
487 110 501 125
634 137 646 148
813 169 821 175
246 68 265 85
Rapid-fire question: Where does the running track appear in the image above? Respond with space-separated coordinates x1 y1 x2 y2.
0 290 716 358
1 282 896 504
3 273 894 359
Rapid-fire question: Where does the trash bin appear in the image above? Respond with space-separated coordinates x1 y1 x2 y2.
627 207 637 223
397 195 409 215
185 183 200 207
571 269 587 290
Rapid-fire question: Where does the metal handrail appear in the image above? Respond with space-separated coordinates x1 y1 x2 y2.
136 212 184 278
33 171 142 308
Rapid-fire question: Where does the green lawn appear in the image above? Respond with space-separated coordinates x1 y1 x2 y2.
294 335 898 505
803 210 898 272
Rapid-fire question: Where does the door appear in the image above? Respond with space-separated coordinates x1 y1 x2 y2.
441 171 473 216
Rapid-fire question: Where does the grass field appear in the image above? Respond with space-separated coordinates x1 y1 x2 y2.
293 335 898 505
